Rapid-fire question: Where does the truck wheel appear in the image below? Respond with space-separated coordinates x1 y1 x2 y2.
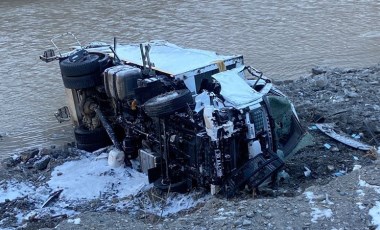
91 52 112 72
74 125 111 146
143 89 193 117
60 53 100 77
61 73 102 89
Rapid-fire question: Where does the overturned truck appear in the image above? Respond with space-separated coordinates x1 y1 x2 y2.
41 33 309 197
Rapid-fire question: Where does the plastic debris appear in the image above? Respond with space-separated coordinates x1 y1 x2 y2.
333 170 346 177
308 125 318 130
277 170 290 183
316 123 372 151
324 143 332 149
304 166 312 177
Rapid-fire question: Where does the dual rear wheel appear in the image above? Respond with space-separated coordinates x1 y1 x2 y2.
59 51 110 89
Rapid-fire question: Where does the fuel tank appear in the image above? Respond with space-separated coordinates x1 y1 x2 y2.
103 65 142 100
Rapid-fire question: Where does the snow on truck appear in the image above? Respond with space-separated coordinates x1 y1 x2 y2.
40 32 310 197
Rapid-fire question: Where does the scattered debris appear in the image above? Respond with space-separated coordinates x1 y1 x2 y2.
277 170 290 184
67 217 81 225
308 125 318 130
333 170 346 177
311 208 333 223
363 147 378 160
316 123 372 151
327 165 335 171
304 166 312 177
323 143 332 150
41 189 63 208
326 109 349 118
352 165 362 171
330 147 340 152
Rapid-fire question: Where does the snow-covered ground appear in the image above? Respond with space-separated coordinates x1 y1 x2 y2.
0 151 206 227
48 153 148 201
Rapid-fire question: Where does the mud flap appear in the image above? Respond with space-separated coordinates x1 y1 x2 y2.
220 151 284 198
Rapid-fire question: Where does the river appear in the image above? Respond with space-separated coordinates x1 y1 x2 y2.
0 0 379 159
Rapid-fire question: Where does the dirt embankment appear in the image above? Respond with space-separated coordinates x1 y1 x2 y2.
1 64 380 230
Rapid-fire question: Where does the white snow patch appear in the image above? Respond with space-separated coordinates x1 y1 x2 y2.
358 177 380 194
143 193 206 216
217 208 236 217
305 191 333 223
213 216 227 221
322 194 334 205
369 201 380 230
353 165 362 171
310 208 332 223
48 154 148 201
304 191 315 204
0 180 35 202
222 211 236 216
0 152 210 227
121 192 209 217
215 210 236 222
304 191 333 204
15 210 24 224
67 218 81 225
356 189 365 197
14 207 75 226
356 202 366 210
